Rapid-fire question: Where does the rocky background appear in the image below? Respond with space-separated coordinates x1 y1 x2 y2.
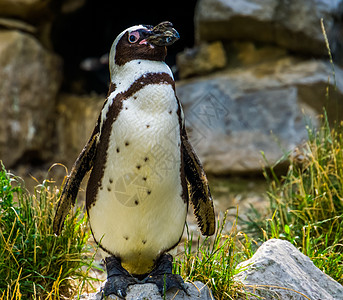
0 0 343 181
1 1 343 299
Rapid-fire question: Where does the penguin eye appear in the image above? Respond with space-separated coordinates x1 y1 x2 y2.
128 31 140 43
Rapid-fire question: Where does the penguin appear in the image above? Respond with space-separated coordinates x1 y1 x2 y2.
53 21 215 299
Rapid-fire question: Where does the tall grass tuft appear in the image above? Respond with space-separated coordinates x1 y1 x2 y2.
261 113 343 284
174 212 256 299
0 162 92 299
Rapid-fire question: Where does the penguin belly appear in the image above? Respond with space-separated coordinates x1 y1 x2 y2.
88 83 187 275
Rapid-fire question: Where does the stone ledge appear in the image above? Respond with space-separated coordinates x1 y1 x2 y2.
79 281 213 300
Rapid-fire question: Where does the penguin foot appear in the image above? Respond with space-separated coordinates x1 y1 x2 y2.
102 256 138 299
145 272 187 296
102 275 137 299
143 254 188 296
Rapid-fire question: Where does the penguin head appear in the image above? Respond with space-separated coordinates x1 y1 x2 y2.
109 22 179 73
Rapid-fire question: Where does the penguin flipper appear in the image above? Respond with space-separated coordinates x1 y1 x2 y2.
182 134 215 236
53 131 99 235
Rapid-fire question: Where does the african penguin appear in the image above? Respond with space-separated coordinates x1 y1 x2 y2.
53 21 215 299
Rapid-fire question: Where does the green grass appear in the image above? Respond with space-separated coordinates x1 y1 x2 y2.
1 111 342 299
174 212 257 300
0 162 94 299
259 112 343 284
0 160 256 300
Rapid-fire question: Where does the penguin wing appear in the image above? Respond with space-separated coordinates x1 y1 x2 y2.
182 133 215 236
53 127 99 235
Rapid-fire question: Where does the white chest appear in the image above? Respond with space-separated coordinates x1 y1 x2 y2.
88 82 187 274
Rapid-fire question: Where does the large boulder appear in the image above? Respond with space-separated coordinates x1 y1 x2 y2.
176 41 227 79
54 93 104 169
195 0 343 56
0 30 62 168
176 57 343 174
235 239 343 299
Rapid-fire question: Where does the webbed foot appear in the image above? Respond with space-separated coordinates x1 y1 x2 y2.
102 256 138 299
143 254 188 296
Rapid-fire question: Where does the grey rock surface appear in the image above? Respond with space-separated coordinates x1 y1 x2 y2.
79 281 213 300
235 239 343 300
52 58 343 176
51 59 343 176
176 58 343 174
0 30 62 168
195 0 343 55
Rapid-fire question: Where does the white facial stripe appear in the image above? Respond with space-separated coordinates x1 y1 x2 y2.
109 24 149 71
127 25 147 33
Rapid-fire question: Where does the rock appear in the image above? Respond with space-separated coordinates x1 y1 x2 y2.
176 41 227 79
176 57 343 174
235 239 343 300
0 17 36 33
61 0 86 14
54 93 104 170
0 0 55 22
226 41 288 67
330 1 343 66
195 0 343 56
79 281 213 300
0 30 62 168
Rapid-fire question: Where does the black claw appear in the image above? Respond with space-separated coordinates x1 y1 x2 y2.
117 289 123 298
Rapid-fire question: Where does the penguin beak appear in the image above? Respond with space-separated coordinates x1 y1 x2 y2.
145 21 180 47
